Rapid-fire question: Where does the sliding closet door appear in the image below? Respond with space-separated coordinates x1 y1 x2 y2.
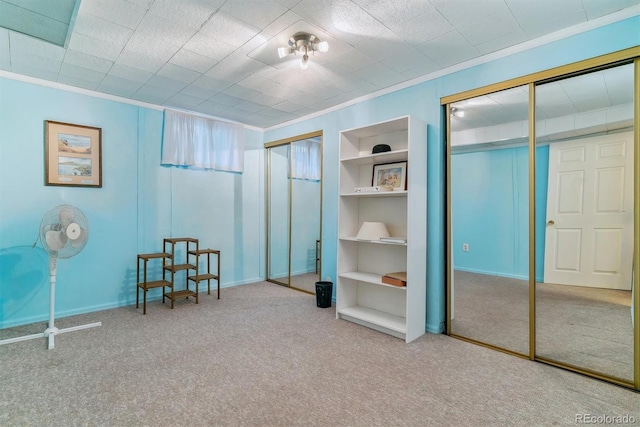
534 63 635 383
449 86 530 356
290 137 322 294
267 144 291 286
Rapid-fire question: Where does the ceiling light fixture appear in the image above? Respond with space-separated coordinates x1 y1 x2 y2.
450 107 465 117
278 32 329 70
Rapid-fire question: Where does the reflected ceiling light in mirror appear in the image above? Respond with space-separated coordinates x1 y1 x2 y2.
278 32 329 70
451 107 465 117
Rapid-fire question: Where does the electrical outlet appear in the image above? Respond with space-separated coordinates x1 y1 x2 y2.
462 243 469 252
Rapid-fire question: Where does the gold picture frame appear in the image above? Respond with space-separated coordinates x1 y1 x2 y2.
372 161 407 190
45 120 102 188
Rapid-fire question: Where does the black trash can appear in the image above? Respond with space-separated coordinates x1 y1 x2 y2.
315 281 333 308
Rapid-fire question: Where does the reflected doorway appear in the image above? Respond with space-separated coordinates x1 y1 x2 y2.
266 131 323 294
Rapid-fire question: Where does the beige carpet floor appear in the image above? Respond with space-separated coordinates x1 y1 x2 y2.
1 281 638 426
451 270 634 382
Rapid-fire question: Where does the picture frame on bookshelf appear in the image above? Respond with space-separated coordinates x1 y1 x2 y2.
372 161 407 190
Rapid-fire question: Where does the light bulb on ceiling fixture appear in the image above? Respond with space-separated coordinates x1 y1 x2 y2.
317 41 329 53
300 53 309 69
277 32 328 70
451 107 465 117
277 47 290 59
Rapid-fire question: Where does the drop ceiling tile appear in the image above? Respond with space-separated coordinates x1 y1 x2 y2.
146 74 189 93
108 63 153 83
73 12 133 44
505 0 586 38
123 32 182 62
430 0 510 27
182 33 237 61
237 73 281 94
147 0 219 29
165 93 206 110
4 0 77 23
251 92 286 107
205 54 264 82
474 29 529 55
133 84 176 104
179 84 219 100
354 28 407 60
96 83 136 98
604 65 634 105
10 63 59 81
10 51 62 73
59 63 106 83
417 30 479 68
235 99 265 113
458 9 523 47
293 0 387 44
157 63 201 85
258 10 304 38
358 62 404 87
186 74 234 92
0 1 71 46
379 47 435 74
208 93 243 107
79 0 147 30
197 100 232 116
387 6 453 45
67 32 124 61
0 30 8 70
332 49 376 73
606 103 634 128
9 32 65 61
134 12 200 46
200 12 261 48
115 49 166 73
100 74 145 92
63 49 113 73
170 48 220 73
223 84 261 100
581 0 640 19
220 0 288 29
355 0 435 28
57 74 100 91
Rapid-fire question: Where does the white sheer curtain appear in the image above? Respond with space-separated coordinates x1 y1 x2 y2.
161 109 244 172
291 138 321 181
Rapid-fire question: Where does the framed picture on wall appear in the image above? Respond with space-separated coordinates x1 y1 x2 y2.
372 161 407 190
44 120 102 188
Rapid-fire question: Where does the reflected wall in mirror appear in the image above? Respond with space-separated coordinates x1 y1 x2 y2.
534 63 635 382
266 132 323 294
290 137 322 293
267 144 291 286
449 85 530 356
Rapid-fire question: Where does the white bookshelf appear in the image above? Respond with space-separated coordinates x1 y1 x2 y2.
336 116 427 343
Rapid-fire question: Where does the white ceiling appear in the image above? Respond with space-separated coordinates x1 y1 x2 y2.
1 0 638 129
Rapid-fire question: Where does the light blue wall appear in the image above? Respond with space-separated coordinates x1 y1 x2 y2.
0 78 264 328
451 145 549 281
265 16 639 334
0 15 636 332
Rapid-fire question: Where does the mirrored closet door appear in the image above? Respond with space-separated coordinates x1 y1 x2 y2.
446 48 639 390
448 86 531 356
266 131 323 294
534 63 635 383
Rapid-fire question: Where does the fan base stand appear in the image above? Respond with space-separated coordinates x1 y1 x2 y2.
0 257 101 350
0 322 102 349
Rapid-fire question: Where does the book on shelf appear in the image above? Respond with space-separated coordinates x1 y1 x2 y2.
381 271 407 287
354 185 393 193
380 237 407 244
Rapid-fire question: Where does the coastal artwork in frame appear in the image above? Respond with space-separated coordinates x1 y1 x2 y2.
45 120 102 188
372 161 407 191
